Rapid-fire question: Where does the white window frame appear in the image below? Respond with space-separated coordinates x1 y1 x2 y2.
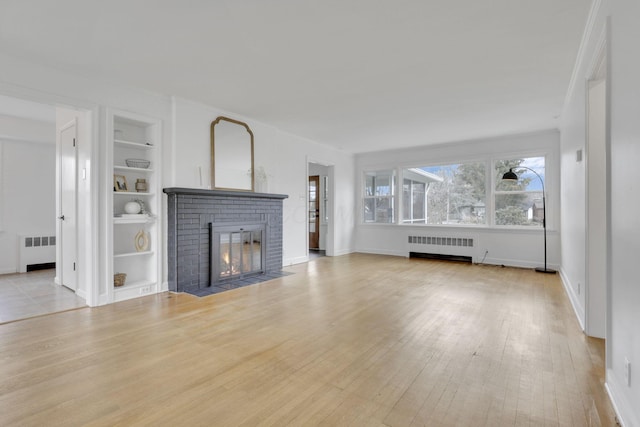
491 154 549 228
362 169 395 224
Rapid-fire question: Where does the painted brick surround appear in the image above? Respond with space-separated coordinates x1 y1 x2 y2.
163 188 288 294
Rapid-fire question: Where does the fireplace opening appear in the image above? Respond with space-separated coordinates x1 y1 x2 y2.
210 223 265 284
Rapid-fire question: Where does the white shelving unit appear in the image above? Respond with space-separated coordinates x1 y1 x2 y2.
107 110 162 303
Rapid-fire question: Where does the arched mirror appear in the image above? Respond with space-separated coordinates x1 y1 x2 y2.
211 116 254 191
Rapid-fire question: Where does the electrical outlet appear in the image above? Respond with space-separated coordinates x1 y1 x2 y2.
624 358 631 386
139 286 151 295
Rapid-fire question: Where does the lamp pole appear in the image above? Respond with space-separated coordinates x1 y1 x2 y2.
502 167 556 274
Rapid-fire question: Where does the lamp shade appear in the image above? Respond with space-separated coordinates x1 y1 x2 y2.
502 168 519 181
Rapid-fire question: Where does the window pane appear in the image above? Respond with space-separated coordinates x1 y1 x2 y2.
375 175 391 196
365 175 375 196
402 163 485 225
363 170 395 223
364 198 375 222
495 157 545 191
495 192 544 226
402 179 411 221
374 197 393 223
412 182 425 221
494 157 545 227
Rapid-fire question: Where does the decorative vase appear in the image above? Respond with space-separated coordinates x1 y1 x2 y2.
124 201 142 214
135 178 147 192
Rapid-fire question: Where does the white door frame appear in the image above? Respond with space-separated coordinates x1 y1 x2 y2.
584 28 609 339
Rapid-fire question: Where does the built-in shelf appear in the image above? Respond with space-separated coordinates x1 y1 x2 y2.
113 191 152 196
113 216 156 225
115 139 155 150
114 250 154 258
114 279 155 292
113 165 154 173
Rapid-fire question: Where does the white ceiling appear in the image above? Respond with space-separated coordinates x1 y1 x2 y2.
0 0 591 153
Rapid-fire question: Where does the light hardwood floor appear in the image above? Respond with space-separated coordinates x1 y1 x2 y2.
0 254 616 426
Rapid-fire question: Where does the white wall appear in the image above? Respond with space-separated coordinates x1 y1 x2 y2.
561 0 640 424
559 1 609 335
355 130 561 269
608 0 640 423
170 97 355 266
0 113 56 274
0 137 55 274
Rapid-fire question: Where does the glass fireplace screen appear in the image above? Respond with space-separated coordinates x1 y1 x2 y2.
212 224 264 282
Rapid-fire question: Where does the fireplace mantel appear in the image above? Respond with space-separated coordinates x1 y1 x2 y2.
163 187 288 294
163 187 288 200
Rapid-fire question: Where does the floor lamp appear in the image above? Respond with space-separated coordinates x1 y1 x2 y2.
501 167 556 274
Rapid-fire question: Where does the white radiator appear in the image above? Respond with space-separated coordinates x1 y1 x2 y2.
18 234 56 273
408 234 478 261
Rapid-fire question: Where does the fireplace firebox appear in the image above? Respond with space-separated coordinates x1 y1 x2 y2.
211 223 265 283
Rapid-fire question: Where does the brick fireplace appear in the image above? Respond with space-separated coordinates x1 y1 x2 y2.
163 188 288 294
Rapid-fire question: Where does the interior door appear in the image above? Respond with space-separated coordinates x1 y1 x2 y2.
308 175 320 250
59 122 77 291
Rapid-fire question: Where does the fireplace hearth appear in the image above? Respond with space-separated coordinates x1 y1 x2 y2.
164 188 288 295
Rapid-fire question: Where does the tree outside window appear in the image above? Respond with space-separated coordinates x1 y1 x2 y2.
494 157 545 227
402 162 486 225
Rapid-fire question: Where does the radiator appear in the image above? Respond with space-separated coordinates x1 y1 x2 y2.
408 235 474 247
18 234 56 273
408 234 478 261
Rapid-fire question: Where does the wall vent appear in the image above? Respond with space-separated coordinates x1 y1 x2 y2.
408 235 474 247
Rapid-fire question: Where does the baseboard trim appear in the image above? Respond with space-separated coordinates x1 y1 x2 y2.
356 248 406 257
606 372 639 427
331 248 354 257
559 267 586 331
284 256 308 266
481 257 560 271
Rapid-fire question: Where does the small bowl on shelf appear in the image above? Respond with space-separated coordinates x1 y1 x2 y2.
126 158 150 169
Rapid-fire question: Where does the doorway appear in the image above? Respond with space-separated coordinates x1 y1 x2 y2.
308 162 330 259
308 175 320 250
0 94 87 322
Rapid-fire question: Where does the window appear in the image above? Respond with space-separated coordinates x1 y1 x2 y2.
402 162 486 225
494 157 545 227
363 170 395 223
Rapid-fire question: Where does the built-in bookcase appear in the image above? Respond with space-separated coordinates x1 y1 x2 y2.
107 109 161 302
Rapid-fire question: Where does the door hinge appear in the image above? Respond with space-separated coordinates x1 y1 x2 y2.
73 262 76 271
73 138 76 147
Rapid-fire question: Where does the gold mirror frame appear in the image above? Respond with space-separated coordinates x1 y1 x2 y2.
211 116 254 191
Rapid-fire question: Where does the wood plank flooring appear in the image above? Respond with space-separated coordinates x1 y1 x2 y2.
0 254 616 426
